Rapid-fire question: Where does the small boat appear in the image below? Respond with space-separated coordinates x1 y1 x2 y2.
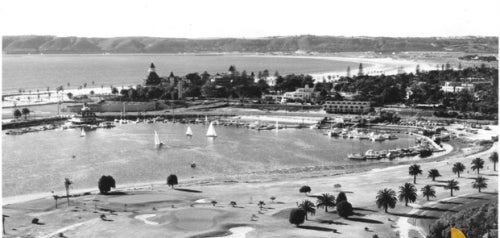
80 128 86 137
186 126 193 138
206 122 217 138
347 153 366 161
154 130 164 147
371 133 385 142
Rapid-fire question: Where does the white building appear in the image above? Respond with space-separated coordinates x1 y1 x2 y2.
441 82 475 93
323 101 371 114
282 85 319 102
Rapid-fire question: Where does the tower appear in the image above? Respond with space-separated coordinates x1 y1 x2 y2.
148 62 156 73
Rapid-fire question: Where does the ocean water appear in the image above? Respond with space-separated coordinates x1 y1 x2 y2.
2 123 415 197
2 54 359 92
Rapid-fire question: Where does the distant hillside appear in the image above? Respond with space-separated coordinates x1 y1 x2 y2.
2 35 498 54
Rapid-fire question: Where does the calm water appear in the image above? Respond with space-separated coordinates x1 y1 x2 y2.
2 123 415 197
2 54 359 92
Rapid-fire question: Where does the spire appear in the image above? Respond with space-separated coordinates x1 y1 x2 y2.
169 72 175 78
148 62 156 73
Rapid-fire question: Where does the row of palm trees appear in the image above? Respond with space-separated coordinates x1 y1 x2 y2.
376 152 496 213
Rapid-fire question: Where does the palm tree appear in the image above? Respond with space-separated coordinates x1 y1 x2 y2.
376 188 397 213
421 185 436 201
315 193 335 212
471 158 485 176
427 169 441 181
398 183 418 206
64 178 72 206
409 164 423 184
298 200 316 220
444 179 460 197
472 176 488 192
489 152 498 171
452 162 466 178
21 108 30 120
229 201 237 207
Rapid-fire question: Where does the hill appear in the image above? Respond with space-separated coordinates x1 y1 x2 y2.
2 35 498 54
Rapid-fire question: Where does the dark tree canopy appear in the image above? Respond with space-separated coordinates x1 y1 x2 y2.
299 185 311 194
336 200 353 218
289 208 306 226
98 175 116 194
167 174 178 188
336 192 347 204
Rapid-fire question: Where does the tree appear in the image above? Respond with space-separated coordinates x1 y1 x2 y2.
398 183 418 206
21 108 30 120
336 200 353 218
444 179 460 197
427 169 441 181
316 193 335 212
376 188 397 213
111 87 119 95
289 208 306 227
336 191 347 204
452 162 466 178
471 158 485 176
229 201 237 207
90 90 95 96
258 201 266 210
358 63 364 76
13 109 22 119
270 196 276 203
298 200 316 220
299 185 311 195
421 185 436 201
489 152 498 171
211 200 217 206
472 176 488 192
167 174 178 188
64 178 72 206
409 164 423 184
98 175 116 194
67 92 73 99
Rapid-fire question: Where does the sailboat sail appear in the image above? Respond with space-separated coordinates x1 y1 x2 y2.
206 122 217 137
154 130 163 146
80 128 86 137
205 115 208 124
186 126 193 137
275 120 279 132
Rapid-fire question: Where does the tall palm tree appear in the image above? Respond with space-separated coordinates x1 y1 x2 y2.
444 179 460 197
64 178 73 206
472 176 488 192
376 188 397 213
298 200 316 220
489 152 498 172
421 185 436 201
471 158 485 176
398 183 418 206
452 162 466 178
427 169 441 181
316 193 335 212
409 164 423 184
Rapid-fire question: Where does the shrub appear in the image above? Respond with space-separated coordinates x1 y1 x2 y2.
98 175 116 194
336 201 353 218
289 208 306 226
299 185 311 194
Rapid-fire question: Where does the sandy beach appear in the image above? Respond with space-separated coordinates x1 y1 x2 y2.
2 122 497 238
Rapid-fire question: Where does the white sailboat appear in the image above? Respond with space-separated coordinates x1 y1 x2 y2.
205 115 208 125
186 126 193 138
275 120 279 132
154 130 164 147
206 122 217 138
80 128 86 137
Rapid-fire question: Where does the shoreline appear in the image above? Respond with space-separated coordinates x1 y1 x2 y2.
0 137 458 206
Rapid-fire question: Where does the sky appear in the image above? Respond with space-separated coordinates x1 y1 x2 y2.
1 0 499 38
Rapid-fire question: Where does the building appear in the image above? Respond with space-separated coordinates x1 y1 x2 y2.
282 85 319 102
261 94 283 103
323 101 371 114
441 81 475 93
68 103 99 125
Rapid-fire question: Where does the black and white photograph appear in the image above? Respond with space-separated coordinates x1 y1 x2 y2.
1 0 499 237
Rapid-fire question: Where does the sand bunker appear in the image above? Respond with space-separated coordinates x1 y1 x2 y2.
134 214 159 225
208 226 254 238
